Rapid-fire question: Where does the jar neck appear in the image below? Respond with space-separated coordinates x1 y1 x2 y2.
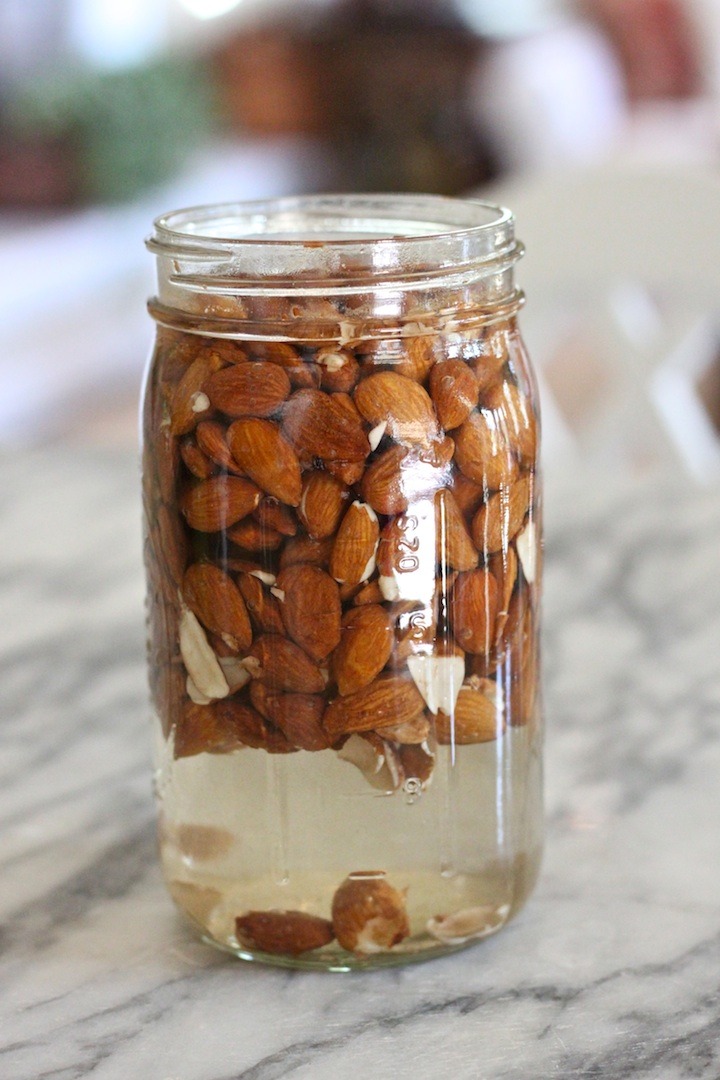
146 194 524 342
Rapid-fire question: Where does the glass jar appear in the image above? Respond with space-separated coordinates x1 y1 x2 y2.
142 194 542 970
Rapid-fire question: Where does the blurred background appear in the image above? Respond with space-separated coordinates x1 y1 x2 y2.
1 0 719 483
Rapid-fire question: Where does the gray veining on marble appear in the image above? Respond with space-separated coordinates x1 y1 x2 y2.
2 448 720 1080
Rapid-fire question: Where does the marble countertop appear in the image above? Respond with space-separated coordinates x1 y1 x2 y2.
2 448 720 1080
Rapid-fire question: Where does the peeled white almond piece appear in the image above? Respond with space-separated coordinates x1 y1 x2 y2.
407 654 465 716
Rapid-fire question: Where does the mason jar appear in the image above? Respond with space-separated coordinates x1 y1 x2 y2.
142 194 542 970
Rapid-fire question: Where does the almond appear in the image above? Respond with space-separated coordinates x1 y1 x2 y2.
449 470 485 517
316 346 360 393
156 503 188 583
298 470 349 539
179 475 261 532
205 361 291 417
249 633 326 693
429 359 479 430
235 910 334 956
326 459 365 486
330 501 380 585
471 475 531 555
354 371 439 446
227 418 302 506
434 488 478 572
352 579 384 606
170 348 224 436
515 519 539 584
324 673 425 738
195 419 241 472
453 409 520 490
331 873 409 954
407 653 465 716
279 534 334 569
426 905 506 944
275 564 342 661
179 436 215 479
217 697 295 752
451 569 499 655
380 713 430 744
258 692 330 751
359 334 436 382
227 518 284 552
282 388 370 462
488 544 518 644
183 562 252 651
480 379 538 466
174 700 245 758
333 604 394 696
360 444 411 516
238 573 285 635
433 677 504 744
253 497 298 537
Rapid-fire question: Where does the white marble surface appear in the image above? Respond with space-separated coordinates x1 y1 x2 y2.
2 448 720 1079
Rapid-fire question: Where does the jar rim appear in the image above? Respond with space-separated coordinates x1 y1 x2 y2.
147 194 519 278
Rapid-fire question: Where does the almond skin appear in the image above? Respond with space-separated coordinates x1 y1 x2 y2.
471 475 531 556
354 371 439 446
275 564 342 662
330 501 380 586
451 569 499 655
331 874 409 954
235 910 334 955
227 418 302 507
226 518 284 552
429 359 479 430
280 534 335 569
183 562 252 651
253 497 298 537
298 470 349 539
248 633 326 693
323 673 425 738
333 604 394 696
282 388 370 462
205 361 291 418
179 476 262 532
434 488 478 572
453 409 520 490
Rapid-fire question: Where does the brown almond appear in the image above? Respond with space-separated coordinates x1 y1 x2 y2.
238 572 285 635
174 699 283 758
282 388 370 462
205 361 291 418
330 501 380 586
248 633 326 693
169 349 224 436
279 534 335 569
227 518 284 552
451 568 499 655
316 347 360 393
454 410 520 490
180 475 262 532
333 604 394 696
227 418 302 507
352 580 385 606
179 436 215 479
259 692 330 751
331 874 409 954
195 419 241 472
235 910 334 955
253 497 297 537
326 459 365 486
323 673 425 738
481 379 538 466
434 488 478 572
354 371 439 446
434 678 503 744
471 475 531 555
488 545 518 644
360 444 410 516
183 562 252 651
275 564 342 662
429 359 479 430
450 469 485 517
298 471 349 539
